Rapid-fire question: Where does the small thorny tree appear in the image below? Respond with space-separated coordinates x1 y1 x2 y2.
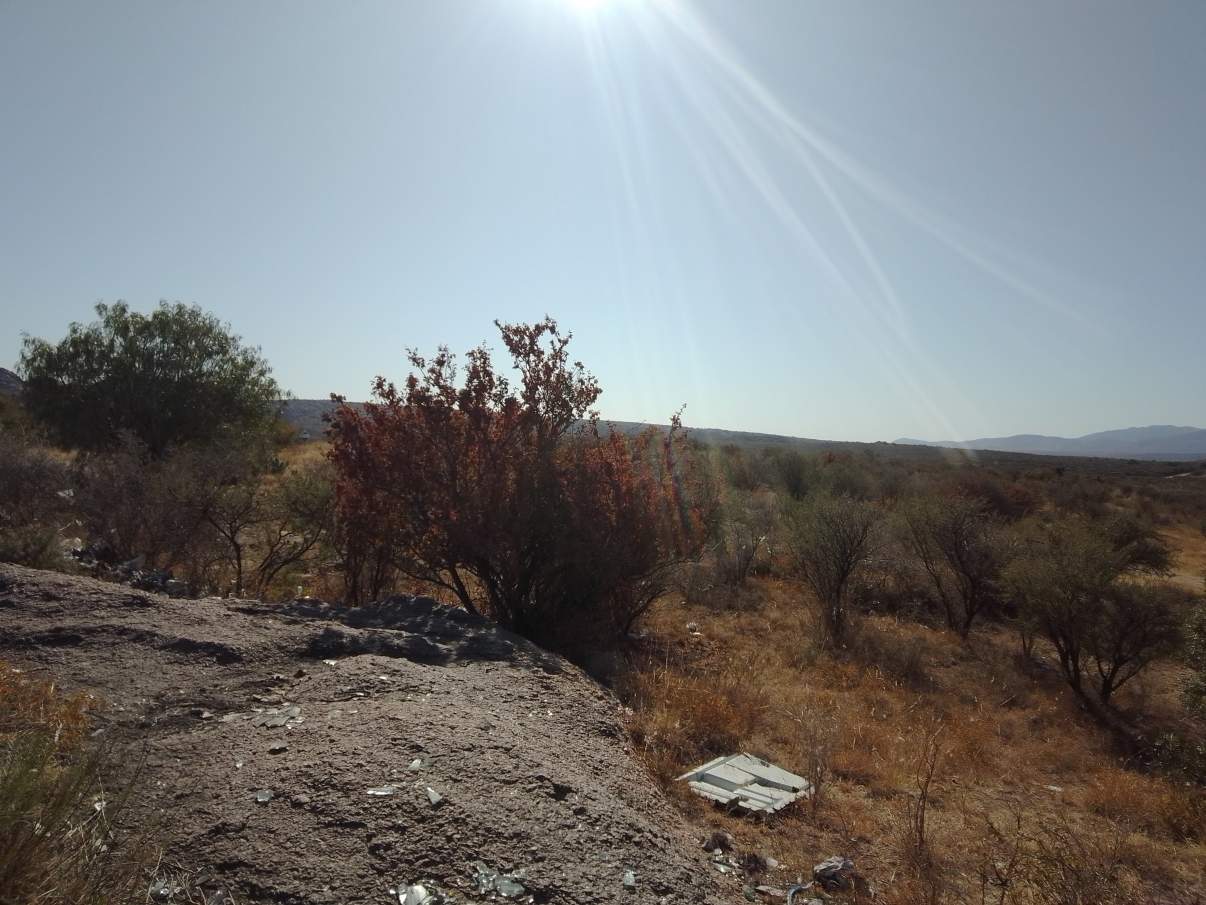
328 318 712 652
1004 518 1181 709
899 495 1004 638
787 492 880 644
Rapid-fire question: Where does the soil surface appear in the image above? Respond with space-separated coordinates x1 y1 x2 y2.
0 564 736 905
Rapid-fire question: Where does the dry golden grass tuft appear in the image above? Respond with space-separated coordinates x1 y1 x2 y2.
1084 767 1205 842
0 661 93 741
622 578 1206 903
1164 520 1206 592
0 662 156 905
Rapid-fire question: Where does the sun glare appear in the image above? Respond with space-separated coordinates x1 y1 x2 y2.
566 0 614 13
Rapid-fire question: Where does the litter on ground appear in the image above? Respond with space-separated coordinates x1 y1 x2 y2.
676 753 809 814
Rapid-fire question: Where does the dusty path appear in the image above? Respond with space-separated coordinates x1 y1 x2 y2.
0 564 733 905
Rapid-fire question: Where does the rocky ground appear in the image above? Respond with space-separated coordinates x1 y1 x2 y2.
0 564 739 905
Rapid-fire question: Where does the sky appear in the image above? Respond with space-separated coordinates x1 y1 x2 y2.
2 0 1204 443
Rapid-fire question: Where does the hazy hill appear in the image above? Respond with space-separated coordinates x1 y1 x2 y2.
283 400 1206 470
279 398 847 452
0 367 23 397
896 424 1206 461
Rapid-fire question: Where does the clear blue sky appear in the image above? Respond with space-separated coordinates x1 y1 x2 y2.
2 0 1204 442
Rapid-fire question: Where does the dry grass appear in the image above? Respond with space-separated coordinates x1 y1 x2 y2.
622 578 1206 903
1164 521 1206 592
0 662 156 905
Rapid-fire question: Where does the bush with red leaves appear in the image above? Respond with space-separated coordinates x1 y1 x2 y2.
328 318 713 653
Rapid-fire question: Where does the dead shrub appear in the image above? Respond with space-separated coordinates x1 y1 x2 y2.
898 494 1006 637
899 728 943 876
963 798 1148 905
786 492 881 644
787 706 838 817
71 434 334 597
846 620 930 689
714 522 765 587
1020 815 1138 905
0 525 68 571
0 432 71 568
70 434 216 572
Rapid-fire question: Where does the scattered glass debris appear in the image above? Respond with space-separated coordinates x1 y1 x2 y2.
472 863 526 898
149 878 184 901
251 704 302 729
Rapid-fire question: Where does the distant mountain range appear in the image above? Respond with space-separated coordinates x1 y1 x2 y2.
895 425 1206 461
285 400 1206 462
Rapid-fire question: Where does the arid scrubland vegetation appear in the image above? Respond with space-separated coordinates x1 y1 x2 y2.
621 444 1206 903
3 304 1206 903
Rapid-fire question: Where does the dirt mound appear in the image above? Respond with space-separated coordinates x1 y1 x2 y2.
0 564 732 905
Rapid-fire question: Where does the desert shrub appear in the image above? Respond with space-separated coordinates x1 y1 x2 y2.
0 433 71 568
714 523 763 587
20 301 280 456
200 452 333 598
0 393 29 433
1150 730 1206 784
945 470 1038 521
786 492 881 644
71 434 331 596
329 319 713 652
815 452 876 500
1004 519 1181 707
1047 475 1111 518
1185 594 1206 717
848 548 934 618
898 495 1007 637
247 460 335 598
0 526 67 571
0 433 69 528
969 805 1142 905
789 706 837 817
713 488 777 587
71 435 218 574
768 450 816 500
846 620 930 688
0 663 151 904
1101 511 1173 575
715 445 761 492
1020 817 1136 905
898 730 943 882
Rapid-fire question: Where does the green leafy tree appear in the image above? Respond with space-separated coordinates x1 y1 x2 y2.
19 302 280 456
